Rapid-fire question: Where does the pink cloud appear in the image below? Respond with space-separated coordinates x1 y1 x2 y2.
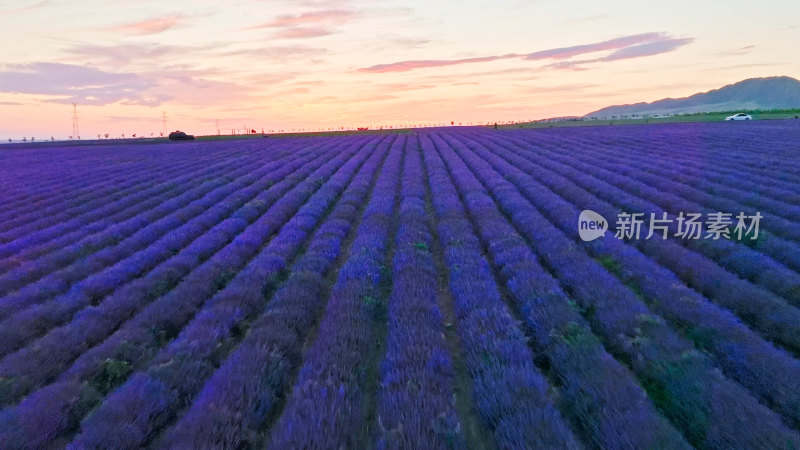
545 61 590 71
0 62 263 108
219 45 327 61
112 16 182 35
0 1 50 14
273 27 333 39
717 44 756 57
264 10 355 27
359 32 694 73
0 62 158 105
524 32 666 60
603 37 694 60
377 83 436 90
244 8 357 39
548 37 695 70
65 43 189 65
359 55 518 73
245 9 356 30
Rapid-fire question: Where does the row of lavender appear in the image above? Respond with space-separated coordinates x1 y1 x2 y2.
0 136 378 446
0 144 193 220
0 139 340 376
500 127 800 279
424 133 687 448
454 130 800 429
439 130 800 446
474 128 800 342
68 135 384 448
0 143 246 243
0 141 331 358
0 144 297 306
159 131 395 448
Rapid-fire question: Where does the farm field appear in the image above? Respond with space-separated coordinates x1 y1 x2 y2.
0 121 799 449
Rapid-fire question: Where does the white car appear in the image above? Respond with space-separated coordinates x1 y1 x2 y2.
725 113 752 121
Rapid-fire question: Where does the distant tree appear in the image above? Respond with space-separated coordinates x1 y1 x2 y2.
69 136 73 140
51 136 55 142
105 134 109 139
121 133 125 138
22 137 27 142
31 137 34 142
8 138 11 143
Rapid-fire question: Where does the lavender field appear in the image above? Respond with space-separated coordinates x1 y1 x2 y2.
1 121 799 449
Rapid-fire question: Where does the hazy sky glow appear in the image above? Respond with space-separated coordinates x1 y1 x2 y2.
0 0 797 138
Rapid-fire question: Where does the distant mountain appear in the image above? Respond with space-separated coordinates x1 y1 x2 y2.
585 76 800 118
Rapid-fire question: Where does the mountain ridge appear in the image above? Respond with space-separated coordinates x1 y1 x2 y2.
585 76 800 118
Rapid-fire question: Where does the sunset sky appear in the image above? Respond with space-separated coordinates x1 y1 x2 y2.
0 0 797 139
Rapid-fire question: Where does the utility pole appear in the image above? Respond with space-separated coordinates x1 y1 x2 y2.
162 111 167 136
72 104 80 139
216 119 220 136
